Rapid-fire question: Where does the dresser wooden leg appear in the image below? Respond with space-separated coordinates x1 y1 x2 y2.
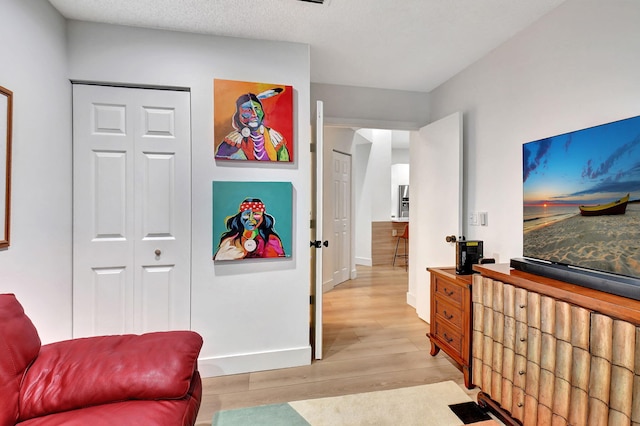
462 365 474 389
427 333 441 356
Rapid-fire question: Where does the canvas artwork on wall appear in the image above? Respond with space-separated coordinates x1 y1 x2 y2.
212 181 293 260
213 79 294 162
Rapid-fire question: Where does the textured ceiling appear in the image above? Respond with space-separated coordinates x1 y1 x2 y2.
47 0 565 92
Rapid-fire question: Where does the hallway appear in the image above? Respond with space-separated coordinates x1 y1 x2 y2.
196 265 472 424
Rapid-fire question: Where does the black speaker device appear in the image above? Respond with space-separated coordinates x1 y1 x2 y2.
456 240 483 275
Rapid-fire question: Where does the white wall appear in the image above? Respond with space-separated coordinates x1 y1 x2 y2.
429 0 640 265
353 136 372 266
0 3 312 376
368 130 393 222
311 83 430 130
392 148 410 165
0 0 72 344
352 129 393 265
65 21 311 376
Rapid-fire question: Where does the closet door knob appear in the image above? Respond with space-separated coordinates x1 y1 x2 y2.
155 249 162 256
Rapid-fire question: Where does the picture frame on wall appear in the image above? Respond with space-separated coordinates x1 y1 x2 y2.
0 86 12 249
212 181 293 261
213 79 294 162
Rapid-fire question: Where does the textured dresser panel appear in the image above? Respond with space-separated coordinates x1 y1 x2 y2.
472 274 640 426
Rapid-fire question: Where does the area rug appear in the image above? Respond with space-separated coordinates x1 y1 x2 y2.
212 380 500 425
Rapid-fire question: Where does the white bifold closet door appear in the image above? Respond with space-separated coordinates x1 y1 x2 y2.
72 84 191 338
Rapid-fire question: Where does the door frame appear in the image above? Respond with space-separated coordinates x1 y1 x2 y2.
311 100 324 359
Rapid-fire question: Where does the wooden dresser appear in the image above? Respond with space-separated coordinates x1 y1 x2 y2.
471 263 640 426
427 267 474 388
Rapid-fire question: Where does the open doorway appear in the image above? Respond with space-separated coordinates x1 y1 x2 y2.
321 127 411 292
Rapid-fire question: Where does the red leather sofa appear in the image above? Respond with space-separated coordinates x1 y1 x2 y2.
0 294 203 425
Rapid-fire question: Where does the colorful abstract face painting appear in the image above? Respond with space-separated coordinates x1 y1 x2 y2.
214 79 294 162
212 181 293 260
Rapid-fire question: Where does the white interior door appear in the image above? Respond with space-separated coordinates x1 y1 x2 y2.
311 100 325 359
332 150 351 286
73 84 191 337
409 112 462 321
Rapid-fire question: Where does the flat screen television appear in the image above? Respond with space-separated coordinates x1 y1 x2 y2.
511 114 640 301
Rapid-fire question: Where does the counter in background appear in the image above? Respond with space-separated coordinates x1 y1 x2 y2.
372 221 409 265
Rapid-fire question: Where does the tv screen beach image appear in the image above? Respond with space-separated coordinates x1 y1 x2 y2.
523 115 640 278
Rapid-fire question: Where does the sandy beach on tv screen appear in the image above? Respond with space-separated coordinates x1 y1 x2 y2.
524 203 640 277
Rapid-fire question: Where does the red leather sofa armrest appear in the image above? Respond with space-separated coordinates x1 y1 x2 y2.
0 294 41 426
18 331 202 421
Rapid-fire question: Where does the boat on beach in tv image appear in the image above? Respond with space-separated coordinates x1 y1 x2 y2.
522 114 640 279
578 193 629 216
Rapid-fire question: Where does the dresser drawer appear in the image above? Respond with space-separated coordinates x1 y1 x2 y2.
434 277 463 305
432 317 463 355
428 268 473 389
434 296 463 329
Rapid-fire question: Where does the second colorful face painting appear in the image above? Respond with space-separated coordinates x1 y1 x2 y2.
212 181 293 261
213 79 294 162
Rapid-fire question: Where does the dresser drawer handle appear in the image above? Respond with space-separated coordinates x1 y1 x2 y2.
519 304 526 309
517 402 524 407
443 310 454 320
519 370 526 375
443 288 455 296
443 333 454 343
520 337 526 342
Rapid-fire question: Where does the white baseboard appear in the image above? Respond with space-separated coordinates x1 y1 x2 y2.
406 291 416 308
322 278 334 293
198 345 311 378
355 257 372 266
350 268 357 280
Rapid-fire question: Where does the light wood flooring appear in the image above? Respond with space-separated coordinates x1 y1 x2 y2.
196 265 477 425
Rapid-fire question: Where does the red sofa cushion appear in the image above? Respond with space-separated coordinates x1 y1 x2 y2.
0 294 41 426
19 331 203 421
17 371 202 426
